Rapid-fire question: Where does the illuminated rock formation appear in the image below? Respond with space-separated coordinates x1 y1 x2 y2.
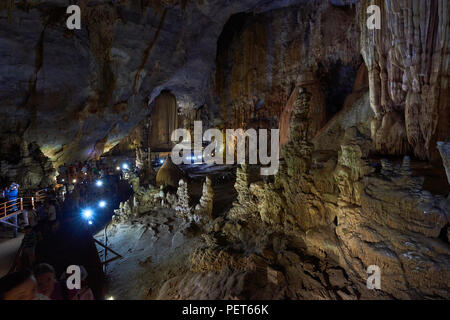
2 0 448 301
156 158 184 188
359 0 450 161
194 176 214 221
175 179 192 219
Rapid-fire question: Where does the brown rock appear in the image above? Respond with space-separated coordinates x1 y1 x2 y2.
156 158 184 188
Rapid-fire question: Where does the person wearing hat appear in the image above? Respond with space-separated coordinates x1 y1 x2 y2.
6 183 19 237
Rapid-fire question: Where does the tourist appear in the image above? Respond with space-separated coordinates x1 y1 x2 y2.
34 263 64 300
6 183 19 237
69 164 77 182
0 269 49 300
6 183 19 205
81 164 88 177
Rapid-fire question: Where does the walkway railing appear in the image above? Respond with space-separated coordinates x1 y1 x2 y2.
0 190 47 223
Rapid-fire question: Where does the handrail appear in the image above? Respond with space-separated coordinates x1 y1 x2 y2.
0 189 48 221
2 188 48 274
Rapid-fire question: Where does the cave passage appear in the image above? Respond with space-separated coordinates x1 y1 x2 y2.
0 0 449 305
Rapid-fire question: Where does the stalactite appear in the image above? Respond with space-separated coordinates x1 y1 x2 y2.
359 0 449 160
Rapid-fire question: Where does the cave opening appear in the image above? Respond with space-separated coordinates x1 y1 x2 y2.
318 59 361 122
439 224 449 245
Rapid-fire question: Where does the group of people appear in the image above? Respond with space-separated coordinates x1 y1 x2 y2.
19 199 60 268
0 184 63 271
0 185 96 300
58 159 113 185
0 263 94 300
0 159 128 300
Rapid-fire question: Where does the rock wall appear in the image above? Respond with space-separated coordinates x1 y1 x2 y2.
359 0 450 161
0 134 55 189
210 86 450 299
148 91 178 150
1 0 333 166
438 142 450 185
214 1 362 135
2 0 449 300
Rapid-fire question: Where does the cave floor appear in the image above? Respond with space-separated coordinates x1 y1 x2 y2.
97 207 201 299
97 159 448 300
0 232 24 278
98 164 240 299
367 155 450 195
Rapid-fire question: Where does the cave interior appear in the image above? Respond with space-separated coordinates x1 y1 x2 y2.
0 0 449 301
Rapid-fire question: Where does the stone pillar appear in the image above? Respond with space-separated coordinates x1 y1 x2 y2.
194 176 214 219
175 179 192 219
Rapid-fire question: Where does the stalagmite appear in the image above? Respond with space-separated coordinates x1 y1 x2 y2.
1 0 448 302
175 179 192 219
194 176 214 220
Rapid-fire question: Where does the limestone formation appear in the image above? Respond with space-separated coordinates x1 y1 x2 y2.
359 0 450 161
219 87 449 299
194 177 214 221
0 137 56 189
175 179 192 219
3 0 448 301
1 0 354 166
113 175 162 222
291 88 313 142
156 158 184 189
189 247 256 273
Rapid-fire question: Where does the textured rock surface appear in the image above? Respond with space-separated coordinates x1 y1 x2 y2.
194 176 214 221
213 86 450 299
0 134 56 189
156 157 184 188
359 0 450 161
1 0 347 166
438 142 450 186
2 0 449 301
214 1 361 137
175 179 192 219
95 0 449 300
